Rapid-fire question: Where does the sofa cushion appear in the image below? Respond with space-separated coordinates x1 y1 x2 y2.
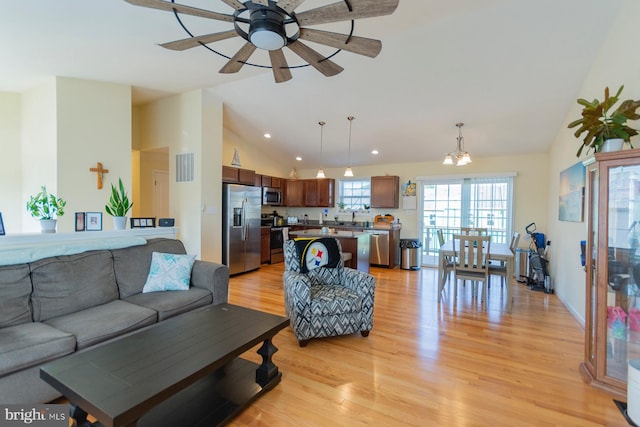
0 322 75 377
30 250 118 322
125 287 212 321
310 285 362 316
112 238 187 298
0 264 32 327
44 300 157 350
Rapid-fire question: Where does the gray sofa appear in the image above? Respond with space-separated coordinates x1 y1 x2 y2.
0 238 229 404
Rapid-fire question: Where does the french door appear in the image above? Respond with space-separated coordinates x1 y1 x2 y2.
420 176 514 266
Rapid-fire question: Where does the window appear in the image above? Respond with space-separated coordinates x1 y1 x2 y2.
420 175 514 266
339 179 371 210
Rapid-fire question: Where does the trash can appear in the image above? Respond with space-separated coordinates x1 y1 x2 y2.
515 248 529 282
400 238 422 270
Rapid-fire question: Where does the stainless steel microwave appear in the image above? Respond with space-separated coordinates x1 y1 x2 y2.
262 187 282 206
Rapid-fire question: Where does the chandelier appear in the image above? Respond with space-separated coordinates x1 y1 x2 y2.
443 122 472 166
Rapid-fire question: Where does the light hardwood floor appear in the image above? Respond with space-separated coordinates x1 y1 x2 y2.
227 263 628 427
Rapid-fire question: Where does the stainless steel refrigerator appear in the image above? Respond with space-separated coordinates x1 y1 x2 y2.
222 183 261 275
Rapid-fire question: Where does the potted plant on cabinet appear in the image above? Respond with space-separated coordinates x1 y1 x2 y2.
105 178 133 230
568 85 640 157
26 186 67 233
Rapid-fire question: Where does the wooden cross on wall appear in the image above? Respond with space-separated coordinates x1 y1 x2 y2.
89 162 109 189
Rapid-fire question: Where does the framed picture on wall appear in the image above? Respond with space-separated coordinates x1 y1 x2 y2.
559 162 586 222
131 217 155 228
0 212 5 236
75 212 85 232
86 212 102 231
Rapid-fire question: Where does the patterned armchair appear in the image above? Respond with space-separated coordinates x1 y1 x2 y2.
283 238 376 347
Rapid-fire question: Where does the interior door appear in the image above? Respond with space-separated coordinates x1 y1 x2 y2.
153 170 169 218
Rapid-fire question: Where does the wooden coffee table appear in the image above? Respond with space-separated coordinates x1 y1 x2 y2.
40 303 289 427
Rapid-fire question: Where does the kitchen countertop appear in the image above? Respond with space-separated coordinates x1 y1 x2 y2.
285 222 401 231
288 229 368 238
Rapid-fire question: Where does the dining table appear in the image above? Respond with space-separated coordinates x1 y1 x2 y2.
438 239 515 312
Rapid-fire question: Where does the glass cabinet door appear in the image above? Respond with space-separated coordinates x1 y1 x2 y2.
604 163 640 381
585 166 598 370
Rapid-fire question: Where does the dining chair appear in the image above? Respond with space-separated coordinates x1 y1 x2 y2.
453 234 491 303
437 229 454 287
460 227 488 236
488 232 520 288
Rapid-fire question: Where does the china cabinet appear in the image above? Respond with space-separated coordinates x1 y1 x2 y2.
580 148 640 398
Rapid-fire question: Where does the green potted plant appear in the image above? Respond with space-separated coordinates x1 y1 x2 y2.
105 178 133 230
568 85 640 157
26 186 67 233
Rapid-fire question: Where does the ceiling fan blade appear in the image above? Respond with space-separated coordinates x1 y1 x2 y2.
219 42 257 73
219 0 244 10
298 28 382 58
124 0 234 22
269 50 293 83
287 40 343 77
252 0 269 5
277 0 306 14
295 0 399 26
160 30 238 50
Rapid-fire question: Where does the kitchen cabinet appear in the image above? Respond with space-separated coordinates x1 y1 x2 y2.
222 166 239 183
238 168 256 185
255 174 263 187
285 179 305 207
317 179 335 207
222 166 256 186
371 175 399 208
580 148 640 399
260 175 282 189
260 227 271 264
304 180 318 206
301 179 335 207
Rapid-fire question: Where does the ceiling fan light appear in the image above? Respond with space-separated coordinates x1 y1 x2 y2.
316 169 326 179
344 167 354 177
249 9 286 51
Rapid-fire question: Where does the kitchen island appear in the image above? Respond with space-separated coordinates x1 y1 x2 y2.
288 229 370 273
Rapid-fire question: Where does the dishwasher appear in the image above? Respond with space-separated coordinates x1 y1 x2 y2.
366 230 390 266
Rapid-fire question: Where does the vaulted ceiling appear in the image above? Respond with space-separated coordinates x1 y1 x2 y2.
0 0 623 169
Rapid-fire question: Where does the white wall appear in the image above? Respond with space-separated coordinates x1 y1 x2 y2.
56 77 132 233
223 126 291 178
138 90 224 262
0 92 22 233
547 0 640 323
21 79 58 232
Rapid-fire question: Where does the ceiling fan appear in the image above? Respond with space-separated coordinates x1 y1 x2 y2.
124 0 399 83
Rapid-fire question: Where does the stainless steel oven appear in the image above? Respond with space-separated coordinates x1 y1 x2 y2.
269 227 289 264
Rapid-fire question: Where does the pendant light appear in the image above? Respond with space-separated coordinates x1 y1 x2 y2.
443 122 472 166
316 121 326 179
344 116 355 177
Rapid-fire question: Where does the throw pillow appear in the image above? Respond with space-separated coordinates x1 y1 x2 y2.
294 238 341 273
142 252 196 293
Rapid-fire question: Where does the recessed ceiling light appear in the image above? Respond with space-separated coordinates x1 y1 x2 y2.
296 156 302 161
264 133 272 139
371 150 379 155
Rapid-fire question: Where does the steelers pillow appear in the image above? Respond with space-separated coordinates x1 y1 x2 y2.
294 238 341 273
